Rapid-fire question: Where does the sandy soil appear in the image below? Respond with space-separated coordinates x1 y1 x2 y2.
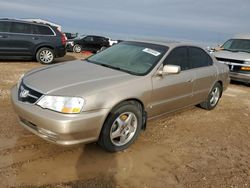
0 53 250 188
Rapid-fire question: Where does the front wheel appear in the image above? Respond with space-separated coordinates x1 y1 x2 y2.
98 102 142 152
200 82 222 110
36 48 55 64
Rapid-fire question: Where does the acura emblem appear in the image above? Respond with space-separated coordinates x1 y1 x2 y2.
20 86 29 98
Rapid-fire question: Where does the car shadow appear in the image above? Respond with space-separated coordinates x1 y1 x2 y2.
0 53 78 64
53 53 79 63
74 143 117 187
4 133 117 187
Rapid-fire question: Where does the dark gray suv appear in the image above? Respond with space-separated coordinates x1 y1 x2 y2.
0 19 66 64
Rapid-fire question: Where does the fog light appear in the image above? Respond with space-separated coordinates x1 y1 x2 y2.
241 67 250 71
38 127 57 139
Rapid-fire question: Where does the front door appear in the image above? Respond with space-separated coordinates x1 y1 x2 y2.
148 47 195 117
0 21 11 56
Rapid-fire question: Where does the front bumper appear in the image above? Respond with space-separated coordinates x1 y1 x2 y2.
229 72 250 83
11 86 109 145
217 61 250 83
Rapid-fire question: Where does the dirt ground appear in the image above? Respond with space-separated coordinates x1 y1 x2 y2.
0 53 250 188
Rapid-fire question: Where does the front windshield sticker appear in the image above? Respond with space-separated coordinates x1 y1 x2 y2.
142 48 161 56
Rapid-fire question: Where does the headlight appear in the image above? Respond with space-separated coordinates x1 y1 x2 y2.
37 96 85 114
17 74 24 89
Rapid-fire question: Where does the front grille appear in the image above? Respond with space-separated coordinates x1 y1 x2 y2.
18 82 43 104
215 57 250 74
216 57 244 64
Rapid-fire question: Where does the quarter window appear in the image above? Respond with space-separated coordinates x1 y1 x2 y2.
84 36 94 42
164 47 190 70
32 25 54 35
189 47 213 68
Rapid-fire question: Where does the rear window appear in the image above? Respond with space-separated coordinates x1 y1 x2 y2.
189 47 213 68
32 25 54 35
0 21 10 32
10 22 32 34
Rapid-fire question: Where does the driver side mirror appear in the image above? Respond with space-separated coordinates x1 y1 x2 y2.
158 65 181 76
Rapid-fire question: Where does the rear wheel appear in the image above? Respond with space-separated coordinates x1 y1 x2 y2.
36 47 54 64
200 82 222 110
73 44 82 53
98 102 142 152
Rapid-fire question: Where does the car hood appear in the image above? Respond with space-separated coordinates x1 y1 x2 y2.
23 60 137 95
213 50 250 61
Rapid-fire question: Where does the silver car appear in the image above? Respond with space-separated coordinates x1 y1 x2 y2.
212 34 250 84
11 41 230 152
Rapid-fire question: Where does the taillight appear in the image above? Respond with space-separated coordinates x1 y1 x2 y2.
57 29 66 45
61 34 67 45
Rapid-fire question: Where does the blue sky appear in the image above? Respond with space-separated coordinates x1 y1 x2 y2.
1 0 250 45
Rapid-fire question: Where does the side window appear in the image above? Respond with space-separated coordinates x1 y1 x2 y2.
189 47 213 68
0 21 10 32
163 47 189 70
32 25 54 35
84 36 94 42
93 37 99 42
10 22 32 34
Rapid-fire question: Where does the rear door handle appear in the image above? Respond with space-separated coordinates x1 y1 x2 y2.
32 37 39 40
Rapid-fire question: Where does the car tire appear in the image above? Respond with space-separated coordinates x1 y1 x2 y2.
36 47 55 64
73 44 82 53
200 82 222 110
98 102 142 152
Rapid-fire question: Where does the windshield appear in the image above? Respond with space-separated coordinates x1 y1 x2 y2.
86 41 168 75
222 39 250 53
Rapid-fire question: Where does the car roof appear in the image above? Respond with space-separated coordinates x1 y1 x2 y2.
127 39 203 49
88 35 108 39
0 18 54 28
233 34 250 40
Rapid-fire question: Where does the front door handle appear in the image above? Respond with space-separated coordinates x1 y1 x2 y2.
187 79 194 83
32 37 39 40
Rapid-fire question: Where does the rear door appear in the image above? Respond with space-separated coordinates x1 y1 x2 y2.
7 22 34 56
188 47 217 103
149 46 196 117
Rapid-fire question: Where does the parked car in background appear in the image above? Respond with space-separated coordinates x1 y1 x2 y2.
64 32 77 40
211 34 250 84
11 41 229 152
66 35 110 53
0 18 66 64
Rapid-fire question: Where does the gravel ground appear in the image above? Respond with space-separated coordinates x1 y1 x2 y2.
0 53 250 188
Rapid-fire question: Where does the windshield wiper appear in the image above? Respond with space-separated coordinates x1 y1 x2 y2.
85 59 137 75
223 49 250 53
223 49 239 52
239 50 250 53
86 59 122 71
